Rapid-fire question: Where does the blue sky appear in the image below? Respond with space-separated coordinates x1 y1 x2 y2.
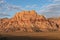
0 0 60 18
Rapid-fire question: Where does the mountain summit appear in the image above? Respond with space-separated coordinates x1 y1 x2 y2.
0 10 60 32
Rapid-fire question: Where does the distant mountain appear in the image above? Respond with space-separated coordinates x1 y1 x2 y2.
0 10 60 32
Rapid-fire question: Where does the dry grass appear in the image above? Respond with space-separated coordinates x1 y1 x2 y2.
0 32 60 40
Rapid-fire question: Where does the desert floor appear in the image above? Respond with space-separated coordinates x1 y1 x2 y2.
0 32 60 40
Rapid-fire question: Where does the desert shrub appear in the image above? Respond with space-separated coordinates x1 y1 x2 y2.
47 27 58 32
31 25 42 32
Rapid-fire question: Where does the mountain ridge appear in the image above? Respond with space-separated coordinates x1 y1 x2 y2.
0 10 60 32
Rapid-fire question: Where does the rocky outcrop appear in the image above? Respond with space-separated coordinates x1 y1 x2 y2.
0 10 60 32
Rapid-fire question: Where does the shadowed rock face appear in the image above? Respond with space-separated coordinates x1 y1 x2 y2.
0 10 60 32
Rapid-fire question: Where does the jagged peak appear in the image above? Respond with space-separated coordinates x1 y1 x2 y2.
12 10 46 21
15 10 37 16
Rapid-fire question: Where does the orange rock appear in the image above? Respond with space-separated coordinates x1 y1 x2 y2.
0 10 60 32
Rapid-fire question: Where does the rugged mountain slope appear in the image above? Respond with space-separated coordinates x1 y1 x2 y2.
0 10 60 32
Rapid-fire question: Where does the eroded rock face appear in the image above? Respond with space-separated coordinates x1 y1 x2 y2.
0 10 60 32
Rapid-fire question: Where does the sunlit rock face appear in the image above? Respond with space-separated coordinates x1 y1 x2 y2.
48 18 60 31
0 10 60 32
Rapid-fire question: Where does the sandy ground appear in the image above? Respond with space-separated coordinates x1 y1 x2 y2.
0 32 60 40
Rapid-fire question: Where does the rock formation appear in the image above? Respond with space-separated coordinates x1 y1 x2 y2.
0 10 60 32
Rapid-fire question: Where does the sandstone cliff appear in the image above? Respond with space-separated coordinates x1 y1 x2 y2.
0 10 60 32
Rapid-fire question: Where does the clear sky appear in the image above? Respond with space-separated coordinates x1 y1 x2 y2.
0 0 60 18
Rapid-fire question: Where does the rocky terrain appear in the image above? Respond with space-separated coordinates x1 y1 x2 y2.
0 10 60 32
